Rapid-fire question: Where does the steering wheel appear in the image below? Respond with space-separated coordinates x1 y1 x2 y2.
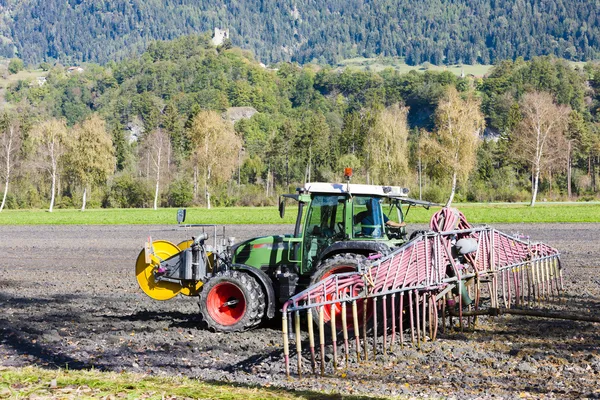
386 226 406 240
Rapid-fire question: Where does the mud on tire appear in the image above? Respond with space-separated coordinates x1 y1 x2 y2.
199 270 265 332
309 253 369 330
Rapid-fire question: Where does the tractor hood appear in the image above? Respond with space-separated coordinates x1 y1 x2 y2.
231 234 294 271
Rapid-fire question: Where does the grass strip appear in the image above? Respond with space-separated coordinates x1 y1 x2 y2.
0 366 383 400
0 202 598 226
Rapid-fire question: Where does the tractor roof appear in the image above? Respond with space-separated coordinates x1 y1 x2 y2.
302 182 409 197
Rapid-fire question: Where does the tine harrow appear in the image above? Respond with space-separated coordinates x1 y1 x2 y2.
282 209 565 378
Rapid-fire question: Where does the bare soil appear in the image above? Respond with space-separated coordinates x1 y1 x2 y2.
1 223 599 399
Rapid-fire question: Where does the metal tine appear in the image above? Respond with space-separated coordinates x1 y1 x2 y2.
390 294 396 351
546 258 551 298
422 292 427 341
428 293 434 339
486 280 495 310
540 258 546 300
553 257 561 298
352 300 360 362
330 303 337 370
466 281 472 329
372 297 378 358
534 259 540 302
409 290 415 344
526 260 533 305
307 309 316 374
513 267 520 307
295 310 302 378
474 277 481 329
548 257 556 299
415 290 421 347
341 301 349 368
383 295 388 355
319 305 325 376
363 297 368 361
501 269 507 308
544 258 550 299
519 265 525 304
441 293 446 335
458 281 463 332
533 259 538 303
399 292 405 348
508 269 513 309
433 297 440 340
283 312 290 378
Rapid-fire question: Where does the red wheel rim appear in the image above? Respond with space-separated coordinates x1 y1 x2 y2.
318 265 372 329
206 282 246 326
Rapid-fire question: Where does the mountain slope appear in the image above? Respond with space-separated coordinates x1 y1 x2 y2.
1 0 599 65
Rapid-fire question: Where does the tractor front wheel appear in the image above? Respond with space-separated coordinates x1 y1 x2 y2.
199 270 265 332
310 254 371 330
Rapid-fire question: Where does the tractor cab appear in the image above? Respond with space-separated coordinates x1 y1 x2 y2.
276 182 434 275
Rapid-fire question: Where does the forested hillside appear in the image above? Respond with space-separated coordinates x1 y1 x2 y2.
0 0 599 65
1 35 600 211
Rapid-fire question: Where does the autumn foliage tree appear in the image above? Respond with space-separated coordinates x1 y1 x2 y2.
364 103 410 185
66 114 115 211
511 91 570 207
188 111 242 209
420 87 484 206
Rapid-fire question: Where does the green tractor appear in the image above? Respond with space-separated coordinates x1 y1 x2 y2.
135 181 434 332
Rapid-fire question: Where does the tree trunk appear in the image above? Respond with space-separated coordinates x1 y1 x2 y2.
445 171 457 208
153 145 162 210
81 187 87 211
49 167 56 212
193 165 198 200
418 155 422 201
530 167 540 207
153 180 160 210
266 165 271 197
0 128 13 213
567 141 572 199
592 156 597 193
0 174 8 212
205 167 211 209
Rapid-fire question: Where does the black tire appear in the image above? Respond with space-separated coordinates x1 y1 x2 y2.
198 270 265 332
309 254 368 330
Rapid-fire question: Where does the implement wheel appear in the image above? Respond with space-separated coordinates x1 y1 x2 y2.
310 254 372 330
135 240 182 300
199 270 265 332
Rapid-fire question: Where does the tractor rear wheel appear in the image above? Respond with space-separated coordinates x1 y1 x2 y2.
199 270 265 332
310 254 371 330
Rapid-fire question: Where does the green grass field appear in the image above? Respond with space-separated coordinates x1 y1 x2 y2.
0 366 381 400
0 67 47 89
337 57 493 76
0 202 598 225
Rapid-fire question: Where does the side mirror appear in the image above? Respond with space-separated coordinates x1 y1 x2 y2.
177 209 186 224
278 197 285 219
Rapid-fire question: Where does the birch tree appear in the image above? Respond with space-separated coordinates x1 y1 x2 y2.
420 87 485 207
140 128 170 210
512 92 570 206
365 103 410 185
67 114 115 211
30 118 70 212
188 111 241 209
0 113 21 212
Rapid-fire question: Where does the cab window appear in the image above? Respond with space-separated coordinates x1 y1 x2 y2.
352 196 386 238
